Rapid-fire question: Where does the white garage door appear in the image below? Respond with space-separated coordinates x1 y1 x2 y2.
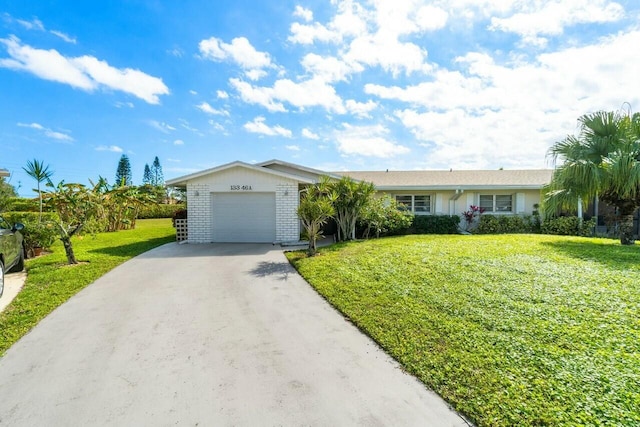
211 192 276 242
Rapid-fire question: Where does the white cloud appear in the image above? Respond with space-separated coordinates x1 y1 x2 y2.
288 22 342 44
173 139 184 146
16 18 44 31
301 53 360 82
199 36 273 80
294 5 313 22
196 101 229 116
50 30 76 44
345 99 377 118
96 145 123 152
148 120 176 133
230 77 346 114
114 101 134 108
285 144 301 151
334 123 409 158
415 5 449 31
217 90 229 99
17 121 73 142
189 89 197 95
302 128 320 140
243 116 292 138
0 36 169 104
489 1 625 42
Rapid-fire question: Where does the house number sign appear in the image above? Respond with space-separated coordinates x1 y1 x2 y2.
230 185 252 190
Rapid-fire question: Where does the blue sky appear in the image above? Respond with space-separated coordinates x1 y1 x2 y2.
2 0 640 196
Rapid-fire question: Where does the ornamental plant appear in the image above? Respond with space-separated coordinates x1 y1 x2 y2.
461 205 485 231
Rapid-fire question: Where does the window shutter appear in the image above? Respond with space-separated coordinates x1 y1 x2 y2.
516 192 525 213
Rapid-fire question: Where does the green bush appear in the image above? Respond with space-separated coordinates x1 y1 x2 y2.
1 211 59 226
476 214 534 234
138 203 185 219
541 216 596 237
359 196 413 238
410 215 460 234
3 197 39 212
21 221 58 252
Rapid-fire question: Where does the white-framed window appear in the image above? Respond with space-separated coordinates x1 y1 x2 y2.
479 194 512 212
395 195 431 214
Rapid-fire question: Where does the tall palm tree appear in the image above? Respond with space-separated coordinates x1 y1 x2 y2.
545 110 640 244
23 159 54 222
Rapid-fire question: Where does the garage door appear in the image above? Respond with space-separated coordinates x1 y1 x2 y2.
211 192 276 242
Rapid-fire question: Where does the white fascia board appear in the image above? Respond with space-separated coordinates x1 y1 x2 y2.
257 159 343 180
0 169 9 178
166 160 315 186
376 185 545 191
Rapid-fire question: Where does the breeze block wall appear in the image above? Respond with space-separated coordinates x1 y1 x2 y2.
276 183 300 242
186 183 211 243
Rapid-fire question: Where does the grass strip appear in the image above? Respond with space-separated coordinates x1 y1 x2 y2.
287 234 640 426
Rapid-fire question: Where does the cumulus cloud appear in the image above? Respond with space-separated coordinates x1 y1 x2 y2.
243 116 292 137
217 90 229 99
0 36 169 104
230 77 346 113
17 121 74 142
489 0 625 43
293 5 314 22
334 123 409 158
285 144 301 151
302 128 320 140
199 36 273 80
96 145 123 152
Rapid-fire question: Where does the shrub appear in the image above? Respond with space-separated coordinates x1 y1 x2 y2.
138 203 185 219
410 215 460 234
541 216 596 237
1 211 59 226
359 196 413 238
172 208 187 227
476 214 535 234
3 197 39 212
21 221 58 253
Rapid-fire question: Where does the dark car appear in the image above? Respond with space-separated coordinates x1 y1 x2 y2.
0 217 25 298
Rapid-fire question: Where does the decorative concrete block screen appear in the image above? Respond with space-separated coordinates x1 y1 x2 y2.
175 219 188 241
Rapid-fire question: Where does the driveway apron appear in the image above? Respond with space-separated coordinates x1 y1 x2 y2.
0 243 468 426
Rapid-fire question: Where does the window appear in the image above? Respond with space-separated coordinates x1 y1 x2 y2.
395 195 431 214
479 195 512 213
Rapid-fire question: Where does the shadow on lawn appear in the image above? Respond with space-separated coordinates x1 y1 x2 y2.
88 236 175 257
541 240 640 271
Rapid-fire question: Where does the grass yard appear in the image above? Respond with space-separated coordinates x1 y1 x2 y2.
0 218 175 356
287 234 640 426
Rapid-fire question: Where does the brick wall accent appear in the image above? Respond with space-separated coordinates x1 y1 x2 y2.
186 184 211 243
275 183 299 242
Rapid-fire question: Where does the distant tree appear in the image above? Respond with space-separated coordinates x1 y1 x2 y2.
142 164 152 185
115 154 132 187
150 156 164 186
0 177 18 212
23 159 54 221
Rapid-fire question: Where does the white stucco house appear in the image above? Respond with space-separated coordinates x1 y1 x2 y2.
166 159 553 243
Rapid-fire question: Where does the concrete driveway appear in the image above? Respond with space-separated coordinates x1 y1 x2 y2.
0 243 468 426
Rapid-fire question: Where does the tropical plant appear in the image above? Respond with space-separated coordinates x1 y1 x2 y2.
115 154 132 187
22 159 53 221
331 176 376 241
297 180 336 256
0 177 17 213
461 205 485 231
42 181 98 264
359 195 412 238
545 109 640 245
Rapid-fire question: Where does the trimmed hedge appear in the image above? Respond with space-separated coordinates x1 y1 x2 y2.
411 215 460 234
541 216 596 237
476 214 535 234
138 203 185 219
1 211 59 225
2 197 39 213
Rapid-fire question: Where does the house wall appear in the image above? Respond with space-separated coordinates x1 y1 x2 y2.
378 189 543 216
185 166 300 243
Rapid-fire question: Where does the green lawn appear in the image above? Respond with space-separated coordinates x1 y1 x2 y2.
287 234 640 427
0 218 175 356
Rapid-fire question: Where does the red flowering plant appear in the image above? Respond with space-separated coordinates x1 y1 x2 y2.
461 205 485 231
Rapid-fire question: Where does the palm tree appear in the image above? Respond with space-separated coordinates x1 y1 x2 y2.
23 159 54 222
545 110 640 244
